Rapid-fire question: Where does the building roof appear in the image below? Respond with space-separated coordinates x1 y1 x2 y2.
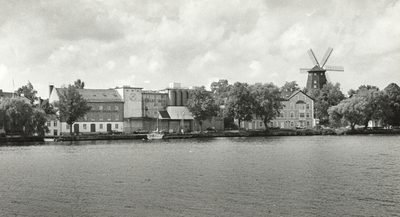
280 90 314 101
55 88 123 102
159 110 171 119
309 65 325 72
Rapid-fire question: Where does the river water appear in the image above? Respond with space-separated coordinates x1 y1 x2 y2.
1 135 399 216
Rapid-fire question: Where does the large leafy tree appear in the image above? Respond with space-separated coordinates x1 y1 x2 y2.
0 97 48 136
309 82 345 125
250 83 282 132
186 86 219 131
280 81 301 92
357 88 392 128
224 82 254 130
329 87 392 130
55 85 91 135
328 97 365 130
17 81 38 104
383 83 400 126
74 79 85 89
210 79 231 105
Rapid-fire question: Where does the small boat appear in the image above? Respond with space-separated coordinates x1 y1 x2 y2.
147 114 164 140
147 132 164 140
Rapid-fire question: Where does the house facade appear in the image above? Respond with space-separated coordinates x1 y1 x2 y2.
243 90 315 130
49 88 124 135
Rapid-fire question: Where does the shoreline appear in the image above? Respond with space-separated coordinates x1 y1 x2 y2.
1 128 400 143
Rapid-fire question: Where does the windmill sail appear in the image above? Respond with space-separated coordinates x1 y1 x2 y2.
324 65 344 71
300 68 311 73
320 47 333 68
307 49 320 67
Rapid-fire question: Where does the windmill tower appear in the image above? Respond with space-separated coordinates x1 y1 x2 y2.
300 47 344 91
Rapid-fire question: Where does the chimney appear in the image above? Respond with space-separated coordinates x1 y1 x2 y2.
49 84 54 98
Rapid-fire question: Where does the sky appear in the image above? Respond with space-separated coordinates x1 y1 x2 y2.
1 0 399 98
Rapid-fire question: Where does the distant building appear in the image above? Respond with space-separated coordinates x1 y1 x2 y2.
49 87 124 135
114 85 143 133
242 90 315 130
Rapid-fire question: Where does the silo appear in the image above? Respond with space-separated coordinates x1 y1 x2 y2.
182 89 188 105
176 90 182 106
168 90 176 106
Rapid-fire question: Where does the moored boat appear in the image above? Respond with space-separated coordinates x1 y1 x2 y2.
147 132 164 140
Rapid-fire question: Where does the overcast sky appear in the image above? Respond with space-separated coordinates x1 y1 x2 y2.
1 0 399 97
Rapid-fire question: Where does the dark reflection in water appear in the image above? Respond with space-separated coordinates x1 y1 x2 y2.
1 135 399 216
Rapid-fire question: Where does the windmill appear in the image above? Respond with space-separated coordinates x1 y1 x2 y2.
300 47 344 91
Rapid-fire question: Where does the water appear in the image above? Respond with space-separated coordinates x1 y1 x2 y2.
1 135 399 216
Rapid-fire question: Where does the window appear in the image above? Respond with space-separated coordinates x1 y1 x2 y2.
300 113 305 118
47 121 51 127
115 124 118 129
306 103 310 109
66 124 70 130
280 112 284 117
99 115 103 121
290 112 294 118
306 112 310 118
116 115 119 121
314 85 317 88
83 124 87 130
259 122 263 127
100 124 103 129
307 121 310 126
53 130 58 136
54 121 57 127
290 121 294 127
314 80 317 84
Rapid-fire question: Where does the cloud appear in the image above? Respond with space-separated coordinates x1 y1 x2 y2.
106 61 115 70
0 0 399 97
0 64 8 82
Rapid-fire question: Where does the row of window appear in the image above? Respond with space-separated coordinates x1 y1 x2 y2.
47 121 57 127
279 112 310 118
84 114 120 121
93 105 119 111
285 103 310 110
66 123 119 130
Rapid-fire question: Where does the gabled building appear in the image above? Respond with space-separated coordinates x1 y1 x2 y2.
242 90 315 130
49 87 124 135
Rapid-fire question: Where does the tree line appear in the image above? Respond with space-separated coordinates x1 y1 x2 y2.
2 79 399 136
186 79 400 131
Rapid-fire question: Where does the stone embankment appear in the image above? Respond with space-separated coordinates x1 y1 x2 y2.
1 128 399 143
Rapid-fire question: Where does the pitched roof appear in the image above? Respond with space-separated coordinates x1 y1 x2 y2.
309 65 325 72
280 90 314 101
56 88 123 102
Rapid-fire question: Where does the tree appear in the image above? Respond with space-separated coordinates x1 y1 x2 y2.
383 83 400 126
224 82 254 130
328 97 365 130
250 82 282 132
280 81 301 92
17 81 38 104
357 88 392 129
186 86 219 131
309 82 345 125
74 79 85 89
328 88 392 130
210 79 231 105
54 85 91 135
0 97 48 136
